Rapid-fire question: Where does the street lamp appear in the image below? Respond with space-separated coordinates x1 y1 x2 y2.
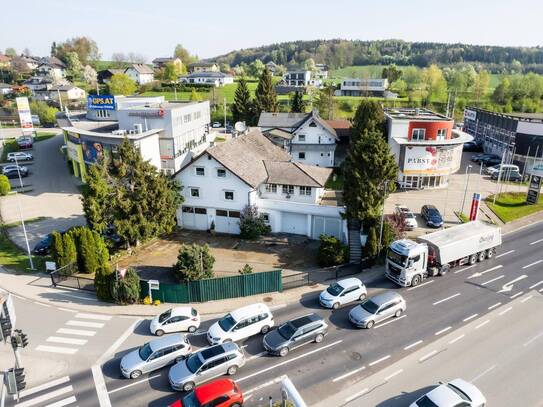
13 156 34 270
460 164 473 216
378 180 389 253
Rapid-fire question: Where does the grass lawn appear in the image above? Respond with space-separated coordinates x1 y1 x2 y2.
0 228 48 273
486 192 543 223
325 168 344 190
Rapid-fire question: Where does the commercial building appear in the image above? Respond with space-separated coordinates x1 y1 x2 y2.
386 108 472 189
336 78 389 97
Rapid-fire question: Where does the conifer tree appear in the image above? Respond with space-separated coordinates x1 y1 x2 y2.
231 77 254 124
254 67 277 118
82 160 112 233
351 99 385 139
61 233 77 271
290 91 305 113
50 231 64 268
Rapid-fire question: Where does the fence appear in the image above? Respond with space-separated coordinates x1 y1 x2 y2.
281 271 311 290
50 270 96 292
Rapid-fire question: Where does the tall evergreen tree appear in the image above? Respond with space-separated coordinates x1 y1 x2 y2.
61 233 77 271
351 99 385 139
50 231 64 268
290 91 305 113
254 67 277 118
79 228 99 274
232 77 254 125
92 230 112 301
82 160 112 233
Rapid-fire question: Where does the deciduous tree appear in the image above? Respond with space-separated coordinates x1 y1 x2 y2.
107 73 137 95
174 44 197 65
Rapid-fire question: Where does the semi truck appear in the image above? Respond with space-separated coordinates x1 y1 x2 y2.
385 221 502 287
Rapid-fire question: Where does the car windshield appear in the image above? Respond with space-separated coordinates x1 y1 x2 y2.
218 314 236 332
361 300 380 314
158 309 172 323
186 353 204 373
447 383 471 401
181 391 200 407
387 248 407 266
405 212 415 219
415 395 439 407
138 343 153 360
278 322 296 340
326 283 343 296
428 209 440 218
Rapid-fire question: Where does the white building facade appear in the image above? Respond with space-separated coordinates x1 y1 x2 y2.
124 64 155 85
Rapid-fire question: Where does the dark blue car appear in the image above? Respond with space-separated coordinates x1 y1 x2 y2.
32 234 53 255
421 205 443 228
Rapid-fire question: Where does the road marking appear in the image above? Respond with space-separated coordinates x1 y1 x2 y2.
449 334 465 344
368 355 391 367
107 374 161 394
529 238 543 245
419 350 438 363
66 320 104 328
55 292 98 302
471 365 497 382
383 369 403 381
57 307 78 313
435 326 452 336
247 351 268 362
44 395 77 407
499 275 528 293
17 376 70 399
433 292 461 305
91 364 111 407
521 295 534 303
332 366 366 382
16 386 73 407
475 320 490 329
345 388 369 403
407 280 434 290
97 319 143 365
404 340 423 350
245 375 287 395
237 340 342 383
374 314 406 328
522 260 543 269
488 302 502 310
469 265 503 279
495 250 515 258
481 275 504 286
46 336 88 345
270 304 288 311
33 301 51 307
463 314 479 322
540 288 543 293
57 328 96 337
454 264 477 274
36 345 78 354
74 313 112 321
529 281 543 289
499 306 513 315
523 331 543 347
510 291 524 299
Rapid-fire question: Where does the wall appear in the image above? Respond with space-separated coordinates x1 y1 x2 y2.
407 120 453 141
291 119 336 167
137 133 161 169
258 184 319 204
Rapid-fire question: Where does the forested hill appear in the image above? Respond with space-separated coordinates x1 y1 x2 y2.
211 39 543 72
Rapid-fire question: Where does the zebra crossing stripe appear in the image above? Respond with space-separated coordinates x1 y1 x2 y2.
17 376 70 399
57 328 96 337
74 313 112 321
66 320 104 329
16 386 73 407
46 336 88 346
44 395 77 407
35 345 78 355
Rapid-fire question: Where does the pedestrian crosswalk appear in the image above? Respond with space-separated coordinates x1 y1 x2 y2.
35 312 112 355
13 376 77 407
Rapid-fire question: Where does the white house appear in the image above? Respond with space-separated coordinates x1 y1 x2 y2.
258 110 338 167
0 83 13 95
175 129 345 241
188 62 219 73
179 72 234 87
124 64 155 85
335 78 389 97
35 57 66 82
282 70 322 88
49 85 86 101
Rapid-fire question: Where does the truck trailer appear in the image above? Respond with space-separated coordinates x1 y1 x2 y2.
385 221 502 287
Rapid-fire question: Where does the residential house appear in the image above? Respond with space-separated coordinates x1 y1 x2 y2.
175 129 345 241
0 83 13 95
36 56 66 82
0 54 11 69
179 72 234 87
152 57 182 69
335 78 389 97
10 56 39 72
24 76 54 93
188 62 219 73
49 85 86 102
315 64 329 80
97 68 125 84
282 70 322 88
258 110 338 167
124 64 154 85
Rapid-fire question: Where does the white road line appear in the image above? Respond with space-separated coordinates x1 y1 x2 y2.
16 386 73 407
522 260 543 269
33 301 51 307
97 319 143 365
244 375 287 395
91 365 111 407
247 351 267 362
332 366 366 382
383 369 403 381
345 388 369 403
107 374 161 394
419 350 438 363
57 308 78 313
270 304 287 311
488 302 502 310
471 365 497 383
433 292 461 306
454 264 477 274
17 376 70 399
407 280 434 290
66 320 104 329
523 331 543 347
45 395 77 407
435 326 452 336
374 314 406 328
57 328 96 337
404 340 423 350
36 345 78 355
475 320 491 329
55 292 98 302
481 275 505 286
495 250 515 258
499 306 513 316
529 281 543 289
521 295 534 303
11 293 26 301
46 336 88 346
469 265 503 279
449 334 465 344
529 238 543 245
540 288 543 292
368 355 391 367
463 314 479 322
237 340 342 383
74 313 112 321
510 291 524 299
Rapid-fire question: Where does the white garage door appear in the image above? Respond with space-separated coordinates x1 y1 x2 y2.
281 212 307 236
215 209 241 234
312 216 342 240
182 206 208 230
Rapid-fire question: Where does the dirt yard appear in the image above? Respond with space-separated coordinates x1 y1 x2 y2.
115 230 319 283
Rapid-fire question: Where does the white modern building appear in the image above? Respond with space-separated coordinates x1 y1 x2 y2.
336 78 389 97
179 72 234 87
124 64 155 85
175 129 345 241
188 62 219 73
282 70 322 88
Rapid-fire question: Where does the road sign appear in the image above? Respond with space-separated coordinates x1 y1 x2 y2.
526 174 542 204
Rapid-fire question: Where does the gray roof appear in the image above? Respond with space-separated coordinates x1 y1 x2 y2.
38 56 66 69
126 64 154 75
258 110 338 139
264 128 294 140
50 84 82 91
183 71 231 79
152 57 177 64
264 161 332 187
188 61 217 67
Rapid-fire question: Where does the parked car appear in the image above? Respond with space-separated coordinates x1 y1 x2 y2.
207 303 274 345
410 378 486 407
421 205 443 228
486 164 519 175
3 167 28 179
479 156 501 166
263 313 328 357
168 342 246 392
395 205 418 230
7 152 33 162
463 141 483 152
491 170 523 182
17 136 33 149
471 153 498 163
32 234 53 255
319 278 367 309
348 291 406 329
2 164 28 175
150 307 201 336
169 379 244 407
212 122 221 128
120 334 192 379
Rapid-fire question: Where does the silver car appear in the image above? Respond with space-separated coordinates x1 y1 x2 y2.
168 342 245 392
120 333 192 379
348 291 406 328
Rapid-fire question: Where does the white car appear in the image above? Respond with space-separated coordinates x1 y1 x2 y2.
212 122 221 128
7 152 33 162
410 379 486 407
207 303 274 345
395 205 418 230
319 278 367 309
150 307 201 336
2 164 27 175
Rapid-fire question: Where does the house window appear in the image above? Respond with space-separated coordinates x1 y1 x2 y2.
217 168 226 178
261 213 270 223
224 191 234 200
195 167 205 176
437 128 447 140
282 185 294 195
412 128 426 141
298 135 306 142
309 122 317 127
190 188 200 198
183 114 191 123
299 186 312 196
298 152 306 160
265 184 277 193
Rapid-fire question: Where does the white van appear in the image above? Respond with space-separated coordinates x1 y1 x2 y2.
486 164 519 175
207 303 274 345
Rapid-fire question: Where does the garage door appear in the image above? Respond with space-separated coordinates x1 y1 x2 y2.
182 206 208 230
281 212 307 236
215 209 241 234
312 216 342 240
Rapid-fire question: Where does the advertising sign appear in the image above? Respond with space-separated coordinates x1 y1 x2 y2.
128 109 165 118
16 97 34 133
403 145 462 175
469 193 481 221
87 95 116 110
526 174 542 204
81 140 106 164
464 109 477 121
66 141 80 161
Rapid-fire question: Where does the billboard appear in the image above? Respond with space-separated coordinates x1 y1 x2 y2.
87 95 116 110
464 109 477 121
526 175 542 204
81 140 107 164
403 145 462 175
16 97 34 133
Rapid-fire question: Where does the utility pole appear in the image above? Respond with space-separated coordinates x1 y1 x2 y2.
13 156 34 270
493 149 508 205
223 97 227 128
57 89 64 112
460 165 473 215
378 181 388 253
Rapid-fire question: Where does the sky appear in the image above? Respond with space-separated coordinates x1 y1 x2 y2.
1 0 542 61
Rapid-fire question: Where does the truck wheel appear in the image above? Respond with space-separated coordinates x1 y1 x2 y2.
438 265 450 276
486 248 495 259
469 254 477 265
477 251 486 262
411 275 421 287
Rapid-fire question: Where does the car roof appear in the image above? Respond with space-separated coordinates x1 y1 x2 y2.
369 291 403 306
230 303 270 320
423 205 438 211
170 307 195 317
149 333 186 351
425 384 464 404
336 277 362 288
290 313 323 329
200 342 239 360
194 379 236 402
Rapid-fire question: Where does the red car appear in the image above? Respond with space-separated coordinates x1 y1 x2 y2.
170 379 243 407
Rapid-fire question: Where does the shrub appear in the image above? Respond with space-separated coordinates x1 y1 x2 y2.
239 205 271 240
238 264 253 274
317 234 349 267
364 226 378 258
111 267 140 304
172 243 215 282
60 233 77 273
143 296 151 305
50 231 64 268
0 175 10 196
153 299 161 306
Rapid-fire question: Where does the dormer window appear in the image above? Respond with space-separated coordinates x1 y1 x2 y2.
309 122 317 127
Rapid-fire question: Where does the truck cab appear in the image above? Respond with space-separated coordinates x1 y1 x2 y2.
385 239 428 287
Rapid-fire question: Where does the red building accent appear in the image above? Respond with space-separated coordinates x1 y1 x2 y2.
407 121 453 141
